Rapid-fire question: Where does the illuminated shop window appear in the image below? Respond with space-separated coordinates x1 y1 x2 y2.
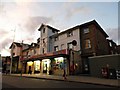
53 57 64 70
34 60 40 71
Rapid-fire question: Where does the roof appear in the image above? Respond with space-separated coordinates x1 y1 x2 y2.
50 20 109 38
22 43 39 52
107 39 117 45
9 42 30 49
38 23 60 32
79 20 109 37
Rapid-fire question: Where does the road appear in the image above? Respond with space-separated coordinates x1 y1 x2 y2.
2 75 117 88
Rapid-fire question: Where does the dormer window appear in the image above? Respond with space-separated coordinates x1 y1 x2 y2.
67 31 73 37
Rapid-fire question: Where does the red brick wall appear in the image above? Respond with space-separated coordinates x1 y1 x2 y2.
80 24 109 56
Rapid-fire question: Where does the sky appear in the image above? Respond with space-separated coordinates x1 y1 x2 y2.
0 0 119 56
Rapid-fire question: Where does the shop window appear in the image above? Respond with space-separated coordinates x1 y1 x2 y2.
67 31 73 37
34 61 40 71
85 39 91 49
53 57 64 70
84 28 89 34
54 46 59 51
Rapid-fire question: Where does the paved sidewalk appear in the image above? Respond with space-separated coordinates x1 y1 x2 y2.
4 74 119 87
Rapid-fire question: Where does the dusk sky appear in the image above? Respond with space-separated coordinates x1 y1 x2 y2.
0 0 119 56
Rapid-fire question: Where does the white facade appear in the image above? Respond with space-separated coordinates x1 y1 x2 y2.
50 28 81 52
39 25 59 54
38 24 81 53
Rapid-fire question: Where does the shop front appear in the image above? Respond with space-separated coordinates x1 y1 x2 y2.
41 59 51 74
27 60 41 74
52 57 67 76
23 49 69 75
34 60 41 74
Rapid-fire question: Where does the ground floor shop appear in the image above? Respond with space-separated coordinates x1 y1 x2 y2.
21 49 84 76
24 56 68 76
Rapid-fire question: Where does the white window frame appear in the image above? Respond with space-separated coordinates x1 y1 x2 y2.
54 46 59 51
67 31 73 37
84 28 89 34
61 44 64 50
85 39 91 49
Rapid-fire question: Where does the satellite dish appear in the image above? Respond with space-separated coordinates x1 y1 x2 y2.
72 40 77 46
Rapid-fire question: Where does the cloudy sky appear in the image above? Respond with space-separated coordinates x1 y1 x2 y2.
0 0 119 56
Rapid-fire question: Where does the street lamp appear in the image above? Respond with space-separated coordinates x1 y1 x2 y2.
20 40 23 76
10 44 13 74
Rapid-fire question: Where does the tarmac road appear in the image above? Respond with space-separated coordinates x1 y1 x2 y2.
2 75 118 88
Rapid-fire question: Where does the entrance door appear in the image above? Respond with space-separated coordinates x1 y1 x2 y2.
43 62 47 73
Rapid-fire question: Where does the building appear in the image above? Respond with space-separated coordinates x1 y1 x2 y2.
107 39 118 54
0 54 2 72
9 42 29 73
49 20 110 74
79 20 110 74
116 45 120 54
1 56 11 73
22 43 40 74
10 20 111 75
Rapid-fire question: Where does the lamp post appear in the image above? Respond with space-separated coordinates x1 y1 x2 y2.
10 29 16 74
10 44 13 74
20 40 23 76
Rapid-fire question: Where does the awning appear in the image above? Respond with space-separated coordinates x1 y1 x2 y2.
21 49 69 61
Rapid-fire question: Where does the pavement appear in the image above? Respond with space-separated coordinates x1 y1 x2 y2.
3 73 120 87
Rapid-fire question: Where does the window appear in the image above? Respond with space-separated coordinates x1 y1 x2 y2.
67 31 73 37
84 28 89 34
52 30 55 33
109 42 112 47
61 44 64 50
85 39 91 49
54 36 59 41
43 48 45 53
43 38 45 43
26 51 29 55
43 28 45 33
54 46 59 51
37 38 40 43
34 49 36 54
67 42 72 49
13 53 15 56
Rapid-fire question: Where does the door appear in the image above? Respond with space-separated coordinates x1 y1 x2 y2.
43 62 47 73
